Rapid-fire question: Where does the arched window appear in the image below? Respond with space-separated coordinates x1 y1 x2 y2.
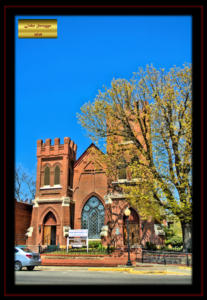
54 165 60 185
44 166 50 185
81 196 105 239
118 158 127 179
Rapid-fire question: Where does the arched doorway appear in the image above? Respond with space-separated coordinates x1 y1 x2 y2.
43 211 57 245
123 208 140 246
81 196 105 239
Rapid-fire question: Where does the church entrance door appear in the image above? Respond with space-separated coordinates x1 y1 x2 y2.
43 225 56 245
43 211 57 245
123 208 140 246
43 226 51 245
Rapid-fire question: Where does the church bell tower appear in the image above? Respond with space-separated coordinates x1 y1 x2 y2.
26 137 77 247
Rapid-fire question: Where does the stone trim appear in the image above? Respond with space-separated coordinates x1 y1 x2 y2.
112 178 140 184
105 197 113 204
32 196 71 205
104 193 126 201
25 226 33 237
32 198 39 207
62 197 71 207
63 226 71 236
118 140 134 145
40 185 62 190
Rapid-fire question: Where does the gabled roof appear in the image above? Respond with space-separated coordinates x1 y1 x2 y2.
74 143 104 168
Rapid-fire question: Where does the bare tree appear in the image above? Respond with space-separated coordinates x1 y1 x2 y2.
15 165 36 203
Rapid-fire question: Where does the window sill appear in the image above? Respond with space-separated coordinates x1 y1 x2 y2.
40 185 62 190
118 141 134 145
112 178 141 184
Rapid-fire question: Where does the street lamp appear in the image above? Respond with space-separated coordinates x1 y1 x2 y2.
124 207 132 266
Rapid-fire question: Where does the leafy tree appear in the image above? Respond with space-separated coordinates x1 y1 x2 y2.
15 164 36 203
77 64 192 252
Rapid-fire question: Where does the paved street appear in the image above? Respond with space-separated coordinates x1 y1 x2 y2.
15 266 192 285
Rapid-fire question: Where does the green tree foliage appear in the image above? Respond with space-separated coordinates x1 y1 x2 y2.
77 64 192 251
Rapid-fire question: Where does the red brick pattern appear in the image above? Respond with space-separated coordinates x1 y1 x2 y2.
15 200 32 245
40 253 139 267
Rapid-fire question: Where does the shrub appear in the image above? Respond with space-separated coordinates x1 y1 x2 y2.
163 227 174 238
97 243 104 250
156 245 164 250
165 236 183 247
145 242 156 250
88 241 102 249
162 246 183 252
172 246 183 252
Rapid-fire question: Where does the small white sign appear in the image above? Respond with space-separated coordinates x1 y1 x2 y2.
69 229 88 237
67 229 88 252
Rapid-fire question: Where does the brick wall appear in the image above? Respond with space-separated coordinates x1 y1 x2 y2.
15 199 32 245
140 219 165 246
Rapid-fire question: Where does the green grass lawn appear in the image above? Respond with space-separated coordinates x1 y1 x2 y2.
43 249 109 255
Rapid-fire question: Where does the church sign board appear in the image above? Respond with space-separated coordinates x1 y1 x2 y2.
67 229 88 252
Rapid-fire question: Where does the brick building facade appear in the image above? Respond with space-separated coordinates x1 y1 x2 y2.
24 137 165 249
15 199 32 245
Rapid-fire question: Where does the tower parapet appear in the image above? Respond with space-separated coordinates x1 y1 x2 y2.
37 137 77 160
35 136 77 200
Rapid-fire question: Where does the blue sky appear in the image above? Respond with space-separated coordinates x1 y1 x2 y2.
15 15 192 176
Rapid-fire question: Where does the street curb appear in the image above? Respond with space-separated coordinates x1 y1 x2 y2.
36 266 191 276
87 267 191 276
178 266 192 270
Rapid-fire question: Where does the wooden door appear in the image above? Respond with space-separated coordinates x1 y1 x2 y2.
129 223 140 245
43 226 51 245
123 223 140 246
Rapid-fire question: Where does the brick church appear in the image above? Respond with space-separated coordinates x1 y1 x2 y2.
24 136 165 249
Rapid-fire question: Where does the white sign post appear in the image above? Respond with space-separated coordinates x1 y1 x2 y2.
67 229 88 253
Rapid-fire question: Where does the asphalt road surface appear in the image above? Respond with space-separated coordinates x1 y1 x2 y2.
15 267 192 285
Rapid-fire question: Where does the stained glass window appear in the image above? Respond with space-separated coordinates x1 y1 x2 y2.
81 196 105 239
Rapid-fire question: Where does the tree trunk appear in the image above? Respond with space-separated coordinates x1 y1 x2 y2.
181 221 192 252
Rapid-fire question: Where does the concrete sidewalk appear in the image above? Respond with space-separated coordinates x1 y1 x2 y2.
38 263 192 276
36 264 192 276
88 263 192 276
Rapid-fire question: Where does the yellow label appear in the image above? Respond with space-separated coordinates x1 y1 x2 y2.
18 19 57 38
